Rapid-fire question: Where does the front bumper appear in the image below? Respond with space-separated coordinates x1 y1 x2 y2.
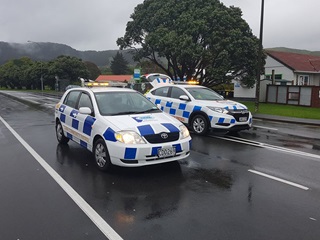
107 138 191 167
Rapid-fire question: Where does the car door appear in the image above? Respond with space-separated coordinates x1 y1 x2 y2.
74 91 96 150
167 86 190 124
60 90 81 139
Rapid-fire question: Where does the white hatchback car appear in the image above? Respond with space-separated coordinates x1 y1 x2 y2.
54 85 191 171
146 84 252 135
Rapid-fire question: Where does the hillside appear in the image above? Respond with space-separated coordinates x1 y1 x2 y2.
1 42 319 67
0 41 136 67
266 47 320 57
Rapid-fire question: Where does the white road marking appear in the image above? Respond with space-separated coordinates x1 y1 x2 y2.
248 169 309 190
212 135 320 161
253 125 278 131
0 116 123 240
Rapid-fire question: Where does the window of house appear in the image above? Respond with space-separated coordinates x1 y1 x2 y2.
265 74 282 80
298 75 310 85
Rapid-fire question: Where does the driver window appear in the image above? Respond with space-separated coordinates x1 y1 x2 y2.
170 87 186 99
78 93 93 112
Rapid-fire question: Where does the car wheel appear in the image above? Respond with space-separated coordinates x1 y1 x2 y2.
191 115 209 135
56 120 69 144
93 138 112 171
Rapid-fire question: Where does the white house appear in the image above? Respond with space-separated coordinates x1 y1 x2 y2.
234 50 320 101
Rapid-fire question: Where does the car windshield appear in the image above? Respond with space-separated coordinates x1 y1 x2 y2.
186 87 223 100
95 91 161 116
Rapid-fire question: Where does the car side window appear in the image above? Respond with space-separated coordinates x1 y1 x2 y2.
64 91 81 108
151 86 170 97
78 93 93 111
170 87 186 99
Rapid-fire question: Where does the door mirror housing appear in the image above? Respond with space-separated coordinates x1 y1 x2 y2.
179 95 190 101
79 107 92 115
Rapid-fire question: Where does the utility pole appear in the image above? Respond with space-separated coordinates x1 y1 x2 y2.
255 0 265 112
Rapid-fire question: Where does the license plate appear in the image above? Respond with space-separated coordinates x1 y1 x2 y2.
158 147 176 158
239 117 248 122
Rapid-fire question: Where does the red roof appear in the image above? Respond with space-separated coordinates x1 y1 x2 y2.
266 51 320 72
96 75 133 82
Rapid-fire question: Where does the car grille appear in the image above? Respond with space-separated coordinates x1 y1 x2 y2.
143 132 180 144
228 110 250 122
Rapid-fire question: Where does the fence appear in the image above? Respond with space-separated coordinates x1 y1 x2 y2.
266 85 320 107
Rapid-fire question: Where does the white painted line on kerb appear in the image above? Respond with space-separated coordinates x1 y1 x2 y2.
253 125 278 131
0 116 123 240
248 169 309 191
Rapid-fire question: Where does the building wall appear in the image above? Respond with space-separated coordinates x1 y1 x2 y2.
265 56 295 82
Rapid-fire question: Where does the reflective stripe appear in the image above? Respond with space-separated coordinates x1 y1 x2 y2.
193 106 202 111
72 119 79 129
179 103 186 110
59 105 66 113
152 146 161 156
70 109 78 118
161 123 179 133
103 127 117 142
80 140 87 148
60 113 66 123
173 144 182 153
83 116 96 136
124 148 137 159
218 118 225 123
138 125 154 136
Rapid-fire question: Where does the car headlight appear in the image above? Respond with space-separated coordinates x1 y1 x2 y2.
179 125 190 139
207 106 229 114
115 131 146 144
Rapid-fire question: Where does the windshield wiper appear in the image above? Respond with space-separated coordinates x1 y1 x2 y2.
137 108 161 114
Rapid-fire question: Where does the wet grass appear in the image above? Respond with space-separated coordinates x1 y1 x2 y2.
241 101 320 120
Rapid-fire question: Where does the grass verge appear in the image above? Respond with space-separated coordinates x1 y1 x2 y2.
241 101 320 120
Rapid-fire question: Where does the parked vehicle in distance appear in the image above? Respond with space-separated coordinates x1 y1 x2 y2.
54 83 191 171
146 83 252 135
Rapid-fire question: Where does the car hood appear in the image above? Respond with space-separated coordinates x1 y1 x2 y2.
102 112 182 134
193 99 248 110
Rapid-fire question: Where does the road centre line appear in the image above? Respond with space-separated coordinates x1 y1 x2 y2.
212 135 320 160
0 116 123 240
248 169 309 190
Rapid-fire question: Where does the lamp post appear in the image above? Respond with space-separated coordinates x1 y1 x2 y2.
27 40 43 94
255 0 265 112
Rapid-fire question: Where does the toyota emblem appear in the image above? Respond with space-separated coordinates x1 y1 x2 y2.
161 133 168 139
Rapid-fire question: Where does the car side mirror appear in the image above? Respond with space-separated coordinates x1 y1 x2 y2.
179 95 190 101
79 107 92 115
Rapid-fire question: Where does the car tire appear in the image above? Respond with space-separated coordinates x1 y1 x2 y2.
191 114 209 135
56 120 69 144
93 138 112 171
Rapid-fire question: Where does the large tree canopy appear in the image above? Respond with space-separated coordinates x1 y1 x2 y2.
117 0 265 88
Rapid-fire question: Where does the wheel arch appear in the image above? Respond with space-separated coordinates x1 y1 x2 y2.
188 111 210 126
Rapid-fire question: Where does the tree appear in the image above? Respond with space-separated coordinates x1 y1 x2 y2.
110 52 130 75
47 56 89 89
84 61 101 80
0 57 35 89
117 0 265 88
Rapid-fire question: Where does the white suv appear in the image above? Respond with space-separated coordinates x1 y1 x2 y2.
146 84 252 135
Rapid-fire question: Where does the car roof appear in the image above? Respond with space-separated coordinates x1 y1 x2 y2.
69 87 137 94
154 84 206 89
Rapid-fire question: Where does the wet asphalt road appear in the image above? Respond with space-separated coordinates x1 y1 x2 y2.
0 92 320 240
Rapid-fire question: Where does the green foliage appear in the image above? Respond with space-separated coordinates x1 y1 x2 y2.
84 61 101 80
117 0 265 88
110 52 130 75
0 55 89 90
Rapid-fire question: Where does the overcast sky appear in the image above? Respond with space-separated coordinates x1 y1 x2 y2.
1 0 319 51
